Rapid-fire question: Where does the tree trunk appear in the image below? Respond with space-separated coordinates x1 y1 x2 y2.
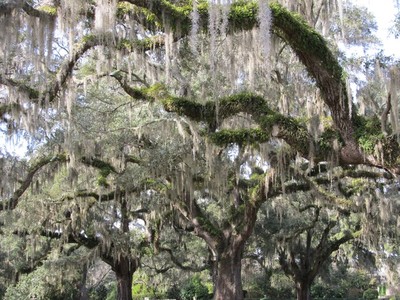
77 264 89 300
296 279 311 300
213 248 244 300
112 194 136 300
116 272 133 300
210 251 218 295
112 256 138 300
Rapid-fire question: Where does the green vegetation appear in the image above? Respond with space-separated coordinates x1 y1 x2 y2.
37 5 57 16
209 128 269 146
179 275 210 300
353 115 384 153
1 0 400 300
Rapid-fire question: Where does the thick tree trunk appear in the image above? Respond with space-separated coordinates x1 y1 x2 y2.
213 248 244 300
296 279 311 300
112 195 136 300
77 264 89 300
210 252 218 295
112 256 137 300
116 272 133 300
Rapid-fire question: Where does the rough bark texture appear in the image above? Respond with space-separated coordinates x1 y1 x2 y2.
111 190 138 300
113 257 136 300
296 280 312 300
214 246 245 300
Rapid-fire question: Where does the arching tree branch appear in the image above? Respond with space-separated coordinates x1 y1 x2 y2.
1 154 67 211
160 246 210 272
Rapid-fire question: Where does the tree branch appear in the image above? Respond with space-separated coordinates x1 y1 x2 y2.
43 36 99 104
125 1 367 165
110 71 150 100
80 156 118 174
1 154 67 211
163 93 317 159
0 1 52 18
0 35 98 115
174 190 223 252
72 190 120 202
22 2 57 19
160 246 209 272
381 92 392 134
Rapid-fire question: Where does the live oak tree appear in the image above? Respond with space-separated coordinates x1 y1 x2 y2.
1 1 400 300
268 191 360 300
2 243 89 300
244 155 400 299
0 77 179 300
159 140 270 299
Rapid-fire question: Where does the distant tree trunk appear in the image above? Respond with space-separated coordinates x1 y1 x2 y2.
111 255 138 300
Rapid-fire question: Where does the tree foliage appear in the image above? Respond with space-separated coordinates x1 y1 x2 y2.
0 0 399 300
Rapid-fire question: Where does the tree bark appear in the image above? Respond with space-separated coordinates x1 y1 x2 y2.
77 264 89 300
213 245 245 300
296 278 312 300
116 272 133 300
112 256 138 300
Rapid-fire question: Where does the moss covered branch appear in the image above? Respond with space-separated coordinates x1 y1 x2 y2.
160 246 210 272
0 1 55 19
0 154 67 211
110 71 149 100
0 154 121 211
163 93 318 159
80 157 117 174
22 2 57 18
20 228 101 249
72 190 121 203
209 128 269 147
174 191 223 251
44 35 99 104
123 0 350 128
0 103 22 121
0 76 40 99
80 156 118 187
0 35 98 108
124 0 371 164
